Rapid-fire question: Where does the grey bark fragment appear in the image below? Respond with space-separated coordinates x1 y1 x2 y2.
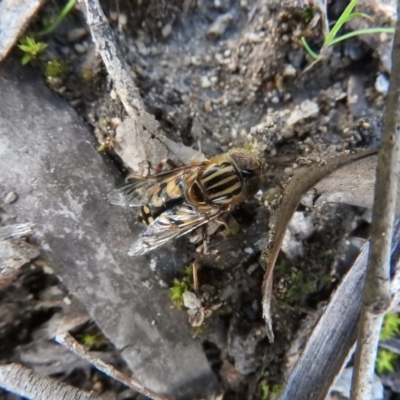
115 116 204 173
0 59 219 399
314 153 400 215
0 238 39 270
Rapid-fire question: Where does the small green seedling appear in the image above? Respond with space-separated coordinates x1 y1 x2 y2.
18 0 77 65
45 59 68 80
183 265 194 278
259 381 283 400
80 333 107 349
302 0 394 70
380 312 400 341
376 349 398 374
376 312 400 374
169 278 189 308
18 36 48 65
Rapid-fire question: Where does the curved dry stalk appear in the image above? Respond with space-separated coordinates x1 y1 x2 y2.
82 0 145 117
261 149 378 342
350 1 400 398
0 363 104 400
56 332 171 400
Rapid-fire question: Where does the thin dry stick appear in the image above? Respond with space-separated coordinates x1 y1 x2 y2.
82 0 145 117
56 332 171 400
0 363 103 400
350 2 400 398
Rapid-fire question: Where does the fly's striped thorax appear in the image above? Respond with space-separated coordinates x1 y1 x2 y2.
188 158 244 208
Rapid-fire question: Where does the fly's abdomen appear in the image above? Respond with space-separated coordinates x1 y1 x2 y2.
138 180 186 225
191 162 243 207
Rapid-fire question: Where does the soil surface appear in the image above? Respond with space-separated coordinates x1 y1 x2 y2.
0 0 396 399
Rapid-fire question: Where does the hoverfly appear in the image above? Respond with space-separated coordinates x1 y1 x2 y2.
108 148 263 256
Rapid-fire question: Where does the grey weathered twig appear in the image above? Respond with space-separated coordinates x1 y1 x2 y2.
82 0 145 117
350 1 400 398
56 332 171 400
0 363 103 400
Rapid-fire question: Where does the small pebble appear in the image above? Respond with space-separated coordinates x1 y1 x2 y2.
375 73 389 95
69 99 82 108
74 43 87 54
4 191 17 204
67 27 87 43
246 264 259 275
161 23 173 38
201 76 211 88
219 285 235 301
191 56 199 65
203 100 213 113
286 99 319 126
213 0 222 8
111 117 121 128
109 11 118 21
244 247 254 254
271 95 280 104
183 291 201 309
110 89 118 100
281 127 295 138
284 167 294 175
118 13 128 30
92 381 103 393
283 64 296 77
42 265 54 274
207 13 232 39
63 296 72 305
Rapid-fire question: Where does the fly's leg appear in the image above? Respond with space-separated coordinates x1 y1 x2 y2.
191 224 210 293
215 214 240 237
201 224 209 254
155 159 180 174
192 260 199 294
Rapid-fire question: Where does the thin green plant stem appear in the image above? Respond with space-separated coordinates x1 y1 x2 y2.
325 0 359 45
37 0 77 37
301 37 321 60
345 12 374 22
324 0 356 44
329 27 395 45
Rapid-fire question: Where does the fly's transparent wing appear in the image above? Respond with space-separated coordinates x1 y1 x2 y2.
128 203 223 256
108 165 201 208
108 175 158 208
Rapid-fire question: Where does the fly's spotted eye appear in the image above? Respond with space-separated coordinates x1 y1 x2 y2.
241 169 256 179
